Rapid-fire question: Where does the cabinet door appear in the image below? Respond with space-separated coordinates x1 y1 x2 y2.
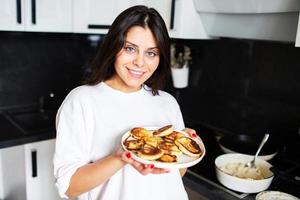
24 139 62 200
0 0 25 31
73 0 132 34
0 145 26 200
169 0 210 39
24 0 72 32
140 0 173 30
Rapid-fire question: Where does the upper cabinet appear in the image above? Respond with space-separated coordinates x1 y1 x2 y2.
0 0 25 31
140 0 173 30
73 0 131 34
72 0 210 39
0 0 72 32
73 0 173 34
24 0 72 32
169 0 211 39
0 0 210 39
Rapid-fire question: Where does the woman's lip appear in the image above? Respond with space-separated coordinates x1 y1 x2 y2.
128 68 145 78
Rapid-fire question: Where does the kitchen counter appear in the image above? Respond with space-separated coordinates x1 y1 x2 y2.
181 119 300 200
0 102 299 199
184 171 257 200
0 110 56 149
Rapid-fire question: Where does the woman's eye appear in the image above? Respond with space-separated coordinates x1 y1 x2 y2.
124 46 136 53
146 51 157 57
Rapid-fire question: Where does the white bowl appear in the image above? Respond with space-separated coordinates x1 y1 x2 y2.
215 153 274 193
219 143 277 161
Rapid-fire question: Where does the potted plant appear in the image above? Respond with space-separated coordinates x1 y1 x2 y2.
170 43 192 88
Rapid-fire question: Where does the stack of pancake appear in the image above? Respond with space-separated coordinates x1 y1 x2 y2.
123 125 202 163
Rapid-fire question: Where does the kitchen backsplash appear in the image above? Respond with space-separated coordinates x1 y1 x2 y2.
0 32 100 109
171 38 300 149
0 32 300 139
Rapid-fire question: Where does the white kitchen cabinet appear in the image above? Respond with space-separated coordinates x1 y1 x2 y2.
0 0 72 32
24 0 72 32
73 0 132 34
0 139 61 200
0 145 26 200
24 139 62 200
139 0 173 30
0 0 25 31
169 0 211 39
73 0 173 34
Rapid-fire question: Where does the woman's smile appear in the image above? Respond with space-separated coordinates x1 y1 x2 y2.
127 68 145 78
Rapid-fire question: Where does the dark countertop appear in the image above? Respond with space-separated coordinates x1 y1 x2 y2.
182 117 300 199
0 103 299 199
184 171 257 200
0 111 56 149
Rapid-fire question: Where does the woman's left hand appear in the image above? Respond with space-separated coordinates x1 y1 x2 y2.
182 127 198 139
121 151 170 175
179 127 198 177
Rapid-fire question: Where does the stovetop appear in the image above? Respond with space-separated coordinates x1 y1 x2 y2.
186 122 300 199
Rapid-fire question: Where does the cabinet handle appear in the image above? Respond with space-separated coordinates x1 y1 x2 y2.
16 0 22 24
31 0 36 24
170 0 175 30
31 150 37 177
88 24 111 29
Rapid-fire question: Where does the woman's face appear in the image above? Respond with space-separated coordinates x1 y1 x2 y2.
106 26 160 93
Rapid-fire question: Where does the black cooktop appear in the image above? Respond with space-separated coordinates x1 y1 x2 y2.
186 122 300 199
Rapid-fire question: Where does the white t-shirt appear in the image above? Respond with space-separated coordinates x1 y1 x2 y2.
53 82 188 200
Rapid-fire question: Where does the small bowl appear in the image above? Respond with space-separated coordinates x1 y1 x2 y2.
215 153 274 193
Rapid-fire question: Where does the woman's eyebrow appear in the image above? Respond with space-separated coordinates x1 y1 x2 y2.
125 41 138 47
125 41 158 50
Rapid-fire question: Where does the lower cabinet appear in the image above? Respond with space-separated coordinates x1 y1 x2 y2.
24 139 62 200
0 144 26 200
0 139 62 200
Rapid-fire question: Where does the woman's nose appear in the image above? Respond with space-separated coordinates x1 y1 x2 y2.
133 53 145 67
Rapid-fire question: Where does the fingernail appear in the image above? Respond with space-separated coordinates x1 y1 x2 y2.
126 152 131 159
150 164 155 169
192 133 197 138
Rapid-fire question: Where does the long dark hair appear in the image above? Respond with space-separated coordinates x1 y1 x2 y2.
84 5 170 95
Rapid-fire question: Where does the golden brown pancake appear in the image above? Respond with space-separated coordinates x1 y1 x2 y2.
159 141 182 156
123 139 144 151
144 136 163 147
153 125 174 137
163 131 185 142
130 127 152 139
137 144 164 160
175 137 202 157
157 154 177 163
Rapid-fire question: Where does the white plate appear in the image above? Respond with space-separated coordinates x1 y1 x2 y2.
121 126 206 169
256 191 299 200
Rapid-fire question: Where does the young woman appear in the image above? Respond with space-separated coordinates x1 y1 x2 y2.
54 5 197 200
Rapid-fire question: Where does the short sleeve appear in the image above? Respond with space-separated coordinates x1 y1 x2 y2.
53 92 90 198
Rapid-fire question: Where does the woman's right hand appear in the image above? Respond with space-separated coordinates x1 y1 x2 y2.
120 151 170 175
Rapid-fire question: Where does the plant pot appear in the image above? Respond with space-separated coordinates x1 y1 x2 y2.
171 66 189 88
